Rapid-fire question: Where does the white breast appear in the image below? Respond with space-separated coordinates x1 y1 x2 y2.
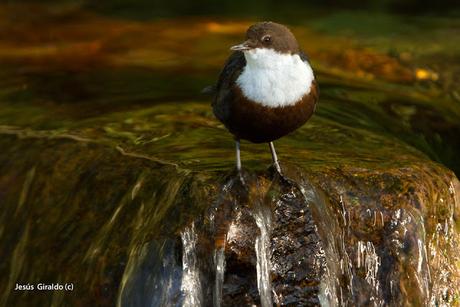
236 48 314 108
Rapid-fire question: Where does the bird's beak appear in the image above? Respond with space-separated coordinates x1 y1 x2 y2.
230 40 256 51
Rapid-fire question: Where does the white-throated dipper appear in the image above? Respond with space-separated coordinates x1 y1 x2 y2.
210 21 319 173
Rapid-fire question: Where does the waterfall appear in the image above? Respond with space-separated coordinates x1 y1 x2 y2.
253 204 273 307
180 224 203 307
213 247 226 307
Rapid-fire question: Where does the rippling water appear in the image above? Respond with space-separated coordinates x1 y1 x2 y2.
1 3 460 307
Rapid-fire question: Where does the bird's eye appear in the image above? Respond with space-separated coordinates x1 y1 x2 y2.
262 35 271 43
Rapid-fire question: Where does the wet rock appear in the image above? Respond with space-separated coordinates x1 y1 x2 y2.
1 8 460 306
1 112 460 307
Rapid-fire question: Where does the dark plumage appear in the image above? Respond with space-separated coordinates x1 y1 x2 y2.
208 21 319 171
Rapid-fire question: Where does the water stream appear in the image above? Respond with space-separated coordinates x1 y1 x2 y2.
213 247 225 307
180 224 203 307
252 203 273 307
1 3 460 306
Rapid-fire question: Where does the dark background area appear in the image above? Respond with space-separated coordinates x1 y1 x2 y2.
5 0 460 20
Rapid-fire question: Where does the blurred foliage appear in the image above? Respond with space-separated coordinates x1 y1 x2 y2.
4 0 460 20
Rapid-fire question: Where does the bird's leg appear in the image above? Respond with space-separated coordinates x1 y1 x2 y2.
269 142 282 174
235 139 242 171
233 139 249 187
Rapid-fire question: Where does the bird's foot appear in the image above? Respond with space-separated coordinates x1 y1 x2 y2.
268 162 297 187
227 166 248 189
235 168 247 186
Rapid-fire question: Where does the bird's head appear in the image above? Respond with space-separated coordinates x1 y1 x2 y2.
230 22 300 55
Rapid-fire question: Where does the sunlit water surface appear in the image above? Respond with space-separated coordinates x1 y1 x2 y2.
1 3 460 307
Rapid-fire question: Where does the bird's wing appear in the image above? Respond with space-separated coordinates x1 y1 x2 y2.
299 50 310 63
212 51 246 122
201 84 216 95
214 51 246 103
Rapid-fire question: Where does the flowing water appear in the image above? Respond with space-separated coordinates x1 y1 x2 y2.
213 247 225 307
180 224 203 307
1 2 460 307
252 203 273 307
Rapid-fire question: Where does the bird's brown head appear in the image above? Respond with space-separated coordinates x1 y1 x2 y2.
230 22 300 54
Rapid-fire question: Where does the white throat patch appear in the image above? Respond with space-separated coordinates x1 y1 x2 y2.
236 48 314 108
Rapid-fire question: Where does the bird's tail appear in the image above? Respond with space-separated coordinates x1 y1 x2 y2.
201 84 216 96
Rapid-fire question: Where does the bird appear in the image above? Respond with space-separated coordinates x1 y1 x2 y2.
209 21 319 174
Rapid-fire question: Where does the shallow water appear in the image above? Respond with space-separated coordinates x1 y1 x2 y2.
1 3 460 307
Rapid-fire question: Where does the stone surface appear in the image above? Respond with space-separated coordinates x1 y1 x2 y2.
1 5 460 306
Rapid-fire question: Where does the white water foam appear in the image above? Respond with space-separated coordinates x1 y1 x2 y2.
181 224 203 307
253 204 273 307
